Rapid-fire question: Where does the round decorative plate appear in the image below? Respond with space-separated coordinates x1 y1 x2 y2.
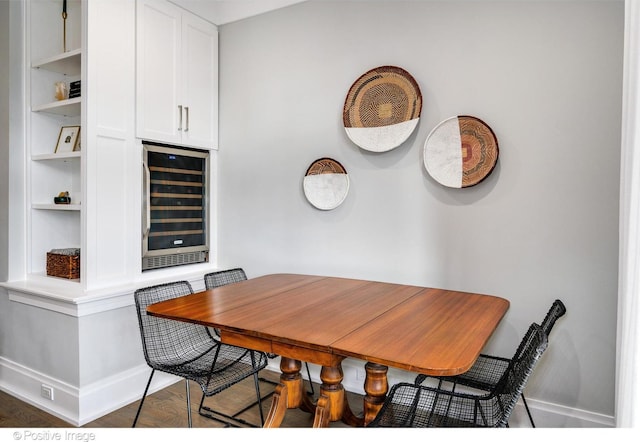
423 116 499 188
303 158 350 210
343 66 422 152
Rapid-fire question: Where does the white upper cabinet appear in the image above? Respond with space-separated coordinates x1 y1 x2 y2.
136 0 218 150
181 12 219 149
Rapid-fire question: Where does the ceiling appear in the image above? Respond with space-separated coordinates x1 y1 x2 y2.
170 0 615 26
170 0 308 25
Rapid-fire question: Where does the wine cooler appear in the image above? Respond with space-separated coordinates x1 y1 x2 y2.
142 142 209 270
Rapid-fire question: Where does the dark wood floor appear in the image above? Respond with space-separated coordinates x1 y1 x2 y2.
0 370 364 428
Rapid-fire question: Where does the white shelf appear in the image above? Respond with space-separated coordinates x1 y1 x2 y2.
32 49 82 75
25 272 81 285
33 151 81 161
32 97 81 116
32 203 81 211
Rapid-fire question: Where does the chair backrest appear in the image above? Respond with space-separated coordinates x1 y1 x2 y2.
493 323 548 426
204 268 247 290
134 280 214 368
503 300 564 370
540 299 566 337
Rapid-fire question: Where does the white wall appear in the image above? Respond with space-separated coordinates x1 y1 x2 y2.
616 0 640 428
0 0 9 282
218 0 623 426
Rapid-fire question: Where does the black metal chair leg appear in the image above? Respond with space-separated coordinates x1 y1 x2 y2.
521 393 535 427
305 362 315 396
185 379 192 428
253 372 265 426
132 369 155 427
197 373 272 427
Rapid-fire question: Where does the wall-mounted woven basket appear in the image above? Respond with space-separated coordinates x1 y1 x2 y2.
343 65 422 152
303 158 350 210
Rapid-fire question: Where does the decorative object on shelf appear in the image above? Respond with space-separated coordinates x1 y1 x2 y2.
46 247 80 279
424 115 499 188
303 158 350 210
69 80 81 98
55 81 67 100
54 191 71 205
343 65 422 152
62 0 68 52
55 126 80 153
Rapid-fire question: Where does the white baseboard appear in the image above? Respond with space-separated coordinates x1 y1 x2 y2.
511 396 615 428
0 357 80 425
77 365 180 426
2 356 615 428
0 356 180 426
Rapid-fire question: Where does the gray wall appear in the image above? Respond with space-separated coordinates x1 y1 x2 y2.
218 0 623 422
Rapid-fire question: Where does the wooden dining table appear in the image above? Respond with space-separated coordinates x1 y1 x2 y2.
146 273 510 427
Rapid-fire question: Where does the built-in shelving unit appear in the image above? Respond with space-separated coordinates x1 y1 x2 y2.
27 0 83 284
16 0 213 293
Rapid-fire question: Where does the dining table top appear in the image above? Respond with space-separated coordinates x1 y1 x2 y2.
146 273 510 376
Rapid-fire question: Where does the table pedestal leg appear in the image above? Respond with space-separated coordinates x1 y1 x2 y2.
263 357 315 427
313 363 362 427
280 357 305 409
263 383 288 428
265 357 363 428
313 395 331 427
363 362 388 426
318 365 345 423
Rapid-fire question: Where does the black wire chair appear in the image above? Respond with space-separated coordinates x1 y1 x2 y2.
369 323 548 427
204 268 316 397
414 299 566 427
132 280 268 428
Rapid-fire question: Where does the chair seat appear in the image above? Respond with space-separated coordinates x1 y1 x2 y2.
370 383 503 427
152 343 268 397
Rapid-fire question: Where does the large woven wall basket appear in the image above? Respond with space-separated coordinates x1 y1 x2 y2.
423 115 499 188
343 66 422 153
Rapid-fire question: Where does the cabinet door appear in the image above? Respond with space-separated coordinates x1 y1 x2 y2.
136 0 182 144
181 13 218 149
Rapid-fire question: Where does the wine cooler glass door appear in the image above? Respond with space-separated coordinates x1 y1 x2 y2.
142 143 209 270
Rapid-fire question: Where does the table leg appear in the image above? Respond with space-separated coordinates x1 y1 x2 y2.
314 363 362 427
264 357 316 427
263 384 288 428
279 357 306 409
318 365 345 424
267 357 364 428
313 395 330 428
363 362 388 426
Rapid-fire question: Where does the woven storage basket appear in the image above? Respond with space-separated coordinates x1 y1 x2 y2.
46 252 80 279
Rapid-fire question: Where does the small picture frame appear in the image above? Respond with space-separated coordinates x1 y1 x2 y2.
55 126 81 153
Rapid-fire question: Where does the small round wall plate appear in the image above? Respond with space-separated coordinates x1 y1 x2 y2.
423 115 499 188
303 158 350 210
343 66 422 152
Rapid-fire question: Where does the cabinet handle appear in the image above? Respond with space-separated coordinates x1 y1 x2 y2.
184 106 189 132
178 105 183 131
142 161 151 240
